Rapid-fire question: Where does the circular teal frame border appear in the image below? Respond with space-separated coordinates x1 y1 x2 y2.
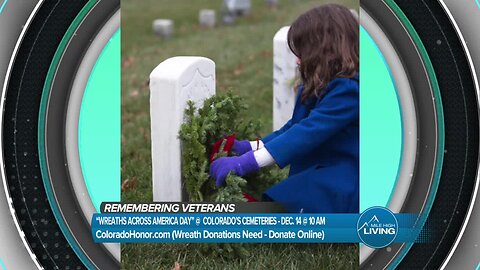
34 0 445 268
0 0 8 14
79 29 120 212
360 26 403 210
384 0 445 268
38 1 98 269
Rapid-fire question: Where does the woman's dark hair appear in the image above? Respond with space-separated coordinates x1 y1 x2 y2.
287 4 359 102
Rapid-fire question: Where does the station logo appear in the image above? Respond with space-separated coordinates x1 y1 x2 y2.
357 206 398 248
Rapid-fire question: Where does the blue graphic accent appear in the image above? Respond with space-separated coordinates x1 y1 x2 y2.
91 212 420 244
79 29 121 211
360 26 402 211
0 0 8 14
476 260 480 270
476 0 480 9
357 206 398 248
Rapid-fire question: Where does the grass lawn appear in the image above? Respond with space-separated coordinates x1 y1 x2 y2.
122 0 358 269
122 243 358 270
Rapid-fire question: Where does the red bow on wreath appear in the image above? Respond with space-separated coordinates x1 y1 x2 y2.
209 134 236 163
210 134 259 202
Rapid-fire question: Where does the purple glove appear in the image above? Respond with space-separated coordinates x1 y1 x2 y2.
232 140 252 155
210 151 259 187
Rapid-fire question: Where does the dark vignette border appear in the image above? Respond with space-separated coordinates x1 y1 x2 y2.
3 1 89 269
2 0 119 269
393 1 479 269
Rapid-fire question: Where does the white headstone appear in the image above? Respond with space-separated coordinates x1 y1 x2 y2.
272 12 358 130
223 0 251 15
150 57 216 201
199 9 216 28
266 0 279 8
273 26 297 130
152 19 174 38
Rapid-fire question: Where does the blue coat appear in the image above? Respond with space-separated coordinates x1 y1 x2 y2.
262 76 359 213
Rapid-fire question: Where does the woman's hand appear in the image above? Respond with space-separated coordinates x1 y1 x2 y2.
210 151 259 187
209 135 236 162
232 140 252 155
